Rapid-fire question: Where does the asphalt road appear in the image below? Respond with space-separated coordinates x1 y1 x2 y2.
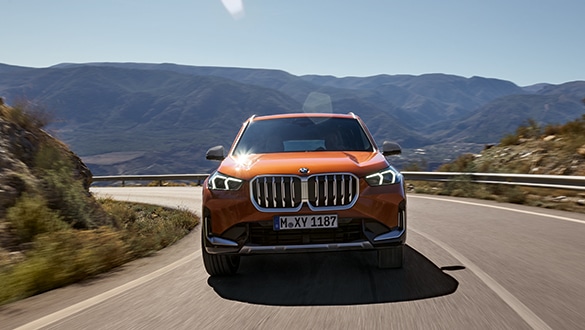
2 187 585 330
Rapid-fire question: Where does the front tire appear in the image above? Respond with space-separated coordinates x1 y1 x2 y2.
377 245 403 269
201 232 240 276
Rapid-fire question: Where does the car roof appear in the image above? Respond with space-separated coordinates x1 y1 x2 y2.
249 112 358 122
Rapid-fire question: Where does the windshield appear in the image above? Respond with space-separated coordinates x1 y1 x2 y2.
233 117 374 155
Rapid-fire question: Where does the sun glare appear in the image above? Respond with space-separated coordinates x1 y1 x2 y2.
220 0 245 20
233 150 254 170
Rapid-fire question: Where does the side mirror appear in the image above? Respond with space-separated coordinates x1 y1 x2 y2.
382 141 402 156
206 145 225 161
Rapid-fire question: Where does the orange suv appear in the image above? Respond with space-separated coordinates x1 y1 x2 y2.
202 113 406 275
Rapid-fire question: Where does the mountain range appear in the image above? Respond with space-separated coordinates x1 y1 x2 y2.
1 62 584 175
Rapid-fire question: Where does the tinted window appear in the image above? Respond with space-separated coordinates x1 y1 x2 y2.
233 117 373 155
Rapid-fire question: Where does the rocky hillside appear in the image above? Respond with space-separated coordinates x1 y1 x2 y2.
0 99 108 255
424 115 585 211
472 136 585 176
1 100 202 305
439 116 585 176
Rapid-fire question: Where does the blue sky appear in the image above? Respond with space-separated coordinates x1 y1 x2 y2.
2 0 584 86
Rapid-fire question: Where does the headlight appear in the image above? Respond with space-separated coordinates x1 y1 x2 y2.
208 172 244 191
365 167 402 186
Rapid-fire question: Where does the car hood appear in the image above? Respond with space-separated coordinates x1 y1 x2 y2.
217 151 390 180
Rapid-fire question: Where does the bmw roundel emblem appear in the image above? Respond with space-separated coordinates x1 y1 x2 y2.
299 167 310 174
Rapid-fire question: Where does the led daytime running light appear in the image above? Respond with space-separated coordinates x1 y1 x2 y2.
365 168 399 186
209 172 243 190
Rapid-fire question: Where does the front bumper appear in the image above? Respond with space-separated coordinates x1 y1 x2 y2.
203 223 406 255
202 206 407 255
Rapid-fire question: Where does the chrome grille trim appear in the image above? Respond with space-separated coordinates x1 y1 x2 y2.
250 173 359 212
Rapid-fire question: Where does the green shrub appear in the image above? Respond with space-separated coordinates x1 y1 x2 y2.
0 228 128 304
500 133 520 146
41 168 97 229
33 142 64 171
438 154 477 172
559 116 585 136
516 118 541 139
6 194 69 243
0 100 52 131
34 144 104 229
476 158 496 173
499 186 527 204
543 124 561 136
97 199 198 258
119 204 198 258
98 197 136 229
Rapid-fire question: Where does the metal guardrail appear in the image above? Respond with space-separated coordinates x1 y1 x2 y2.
92 174 209 186
401 171 585 191
92 172 585 191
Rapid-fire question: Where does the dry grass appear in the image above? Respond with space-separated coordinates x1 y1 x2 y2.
0 200 198 306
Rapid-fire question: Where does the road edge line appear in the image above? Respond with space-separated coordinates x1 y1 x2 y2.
411 227 552 330
410 195 585 225
14 253 201 330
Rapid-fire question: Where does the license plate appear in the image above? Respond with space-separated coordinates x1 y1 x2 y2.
274 214 338 231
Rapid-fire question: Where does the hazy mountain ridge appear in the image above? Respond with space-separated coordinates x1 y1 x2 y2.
0 62 583 174
437 81 585 144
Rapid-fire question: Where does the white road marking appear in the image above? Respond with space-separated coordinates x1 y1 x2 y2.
409 194 559 329
15 253 201 330
410 195 585 225
411 227 552 330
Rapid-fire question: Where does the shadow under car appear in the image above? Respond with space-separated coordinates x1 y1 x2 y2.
207 245 460 306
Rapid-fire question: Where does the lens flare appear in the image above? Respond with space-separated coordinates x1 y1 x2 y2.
220 0 245 20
